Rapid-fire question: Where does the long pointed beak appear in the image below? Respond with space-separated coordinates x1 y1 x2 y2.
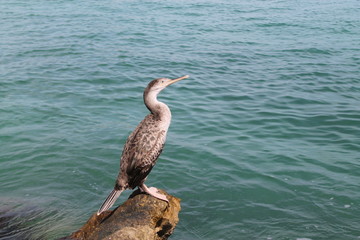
165 75 189 86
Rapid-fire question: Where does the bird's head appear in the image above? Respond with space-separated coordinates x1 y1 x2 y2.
145 75 189 95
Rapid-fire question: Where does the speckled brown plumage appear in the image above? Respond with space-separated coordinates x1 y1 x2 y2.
116 114 166 190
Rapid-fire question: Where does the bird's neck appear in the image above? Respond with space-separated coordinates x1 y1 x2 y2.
144 91 172 122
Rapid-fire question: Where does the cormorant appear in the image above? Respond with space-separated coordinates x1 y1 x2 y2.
97 75 189 215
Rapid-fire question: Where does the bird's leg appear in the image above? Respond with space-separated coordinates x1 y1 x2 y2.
139 184 168 202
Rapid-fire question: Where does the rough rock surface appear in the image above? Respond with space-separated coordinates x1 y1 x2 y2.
63 189 181 240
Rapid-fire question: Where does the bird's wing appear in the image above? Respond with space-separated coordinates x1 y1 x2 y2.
119 116 166 188
126 130 166 188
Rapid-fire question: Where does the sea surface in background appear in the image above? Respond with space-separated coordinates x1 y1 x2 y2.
1 0 359 239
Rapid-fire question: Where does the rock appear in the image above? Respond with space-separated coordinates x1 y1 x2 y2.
63 189 181 240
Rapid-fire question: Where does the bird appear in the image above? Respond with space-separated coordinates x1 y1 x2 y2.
97 75 189 215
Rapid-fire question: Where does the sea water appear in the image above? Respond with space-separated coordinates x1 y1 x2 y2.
1 0 359 239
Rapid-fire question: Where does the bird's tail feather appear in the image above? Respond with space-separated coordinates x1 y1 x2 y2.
97 189 123 215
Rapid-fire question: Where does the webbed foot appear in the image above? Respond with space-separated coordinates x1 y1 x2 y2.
139 184 169 202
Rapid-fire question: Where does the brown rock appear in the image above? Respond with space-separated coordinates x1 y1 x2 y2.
63 189 181 240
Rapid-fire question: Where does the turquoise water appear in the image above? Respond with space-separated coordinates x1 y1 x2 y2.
1 0 360 239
